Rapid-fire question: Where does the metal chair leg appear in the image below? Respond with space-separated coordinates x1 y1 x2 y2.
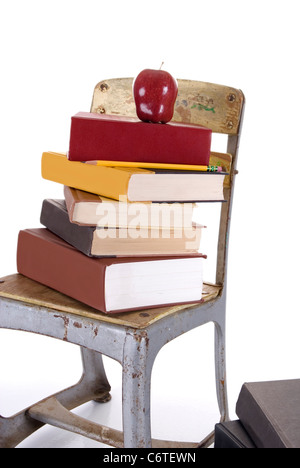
122 330 153 448
80 348 111 403
0 347 111 447
214 317 229 422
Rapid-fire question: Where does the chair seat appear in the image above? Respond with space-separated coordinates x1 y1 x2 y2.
0 273 223 448
0 274 221 329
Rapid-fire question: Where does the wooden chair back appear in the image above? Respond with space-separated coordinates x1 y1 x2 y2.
91 78 245 286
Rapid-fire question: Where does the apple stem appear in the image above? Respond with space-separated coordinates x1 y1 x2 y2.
159 61 164 70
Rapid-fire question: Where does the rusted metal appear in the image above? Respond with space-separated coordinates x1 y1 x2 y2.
28 396 124 448
27 395 201 449
0 290 231 447
0 348 112 448
0 263 230 448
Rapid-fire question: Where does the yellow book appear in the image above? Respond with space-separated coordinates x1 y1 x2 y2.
209 152 232 188
42 151 227 202
41 152 153 201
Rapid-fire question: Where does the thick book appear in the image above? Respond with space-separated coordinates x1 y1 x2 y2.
17 228 205 314
64 186 196 228
42 152 226 202
236 379 300 448
68 112 212 166
40 199 203 257
214 421 256 449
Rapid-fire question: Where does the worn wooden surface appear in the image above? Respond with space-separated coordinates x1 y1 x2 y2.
0 274 221 330
91 78 244 135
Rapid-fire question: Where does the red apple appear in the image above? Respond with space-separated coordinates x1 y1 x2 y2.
133 69 178 123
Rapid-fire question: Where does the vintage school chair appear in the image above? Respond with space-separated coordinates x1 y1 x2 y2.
0 78 245 448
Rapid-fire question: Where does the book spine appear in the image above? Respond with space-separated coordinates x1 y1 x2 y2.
63 186 77 222
40 199 94 257
17 229 107 312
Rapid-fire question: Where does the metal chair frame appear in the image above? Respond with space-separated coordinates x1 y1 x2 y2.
0 78 245 448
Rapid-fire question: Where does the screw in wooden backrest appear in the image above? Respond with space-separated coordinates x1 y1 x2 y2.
139 312 150 317
228 93 236 102
96 106 106 114
227 120 234 129
99 83 109 92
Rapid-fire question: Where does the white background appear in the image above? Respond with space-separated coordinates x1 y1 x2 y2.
0 0 300 448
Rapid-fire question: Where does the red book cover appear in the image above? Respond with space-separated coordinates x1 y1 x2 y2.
68 112 212 165
17 229 205 314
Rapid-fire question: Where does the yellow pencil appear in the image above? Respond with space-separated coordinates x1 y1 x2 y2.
84 160 223 172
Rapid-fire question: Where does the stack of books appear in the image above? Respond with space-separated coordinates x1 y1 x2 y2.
17 112 227 314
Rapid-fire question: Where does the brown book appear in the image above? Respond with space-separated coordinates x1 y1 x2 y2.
40 199 203 257
17 228 205 314
64 186 196 228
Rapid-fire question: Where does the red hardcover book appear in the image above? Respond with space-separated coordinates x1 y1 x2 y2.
17 228 205 314
68 112 212 165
